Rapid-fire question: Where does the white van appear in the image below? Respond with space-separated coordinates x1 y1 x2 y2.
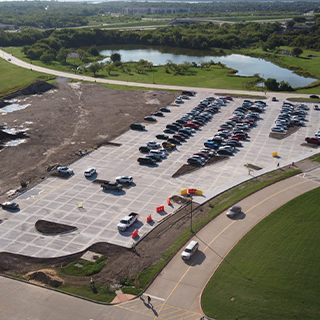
181 240 199 260
149 150 166 159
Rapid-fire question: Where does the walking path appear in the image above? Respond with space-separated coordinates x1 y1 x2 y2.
1 169 319 320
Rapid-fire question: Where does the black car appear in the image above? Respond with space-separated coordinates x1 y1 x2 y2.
187 158 202 166
172 122 183 128
217 149 233 156
153 111 164 117
164 128 176 134
130 123 145 131
137 157 156 165
144 116 157 122
209 136 224 144
167 137 181 145
1 202 19 210
310 94 319 99
177 132 189 139
178 129 192 136
139 146 151 153
156 134 169 140
176 119 187 125
160 107 171 113
166 124 180 131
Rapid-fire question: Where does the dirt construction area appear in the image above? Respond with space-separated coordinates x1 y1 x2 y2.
0 80 177 200
0 80 318 299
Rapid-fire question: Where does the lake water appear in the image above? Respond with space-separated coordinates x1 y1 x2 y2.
99 47 317 88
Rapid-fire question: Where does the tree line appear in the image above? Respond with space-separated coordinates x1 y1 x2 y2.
0 1 318 29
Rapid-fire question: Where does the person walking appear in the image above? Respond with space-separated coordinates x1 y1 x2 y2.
147 295 152 306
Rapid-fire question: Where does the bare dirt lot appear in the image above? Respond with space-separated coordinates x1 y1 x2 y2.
0 80 177 201
0 81 318 301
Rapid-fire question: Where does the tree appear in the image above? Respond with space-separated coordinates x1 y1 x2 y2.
110 52 121 63
77 48 88 61
264 78 279 91
279 81 293 91
291 47 303 57
87 62 101 76
88 46 99 57
56 48 70 64
40 52 54 64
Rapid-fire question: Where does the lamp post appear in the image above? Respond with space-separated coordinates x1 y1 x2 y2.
187 193 193 233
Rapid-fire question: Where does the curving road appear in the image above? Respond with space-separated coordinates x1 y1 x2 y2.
0 49 312 100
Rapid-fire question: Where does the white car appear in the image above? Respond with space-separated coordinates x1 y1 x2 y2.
116 176 133 184
57 166 73 175
271 127 286 133
181 240 199 260
84 168 96 177
147 141 161 149
159 148 169 156
149 149 166 159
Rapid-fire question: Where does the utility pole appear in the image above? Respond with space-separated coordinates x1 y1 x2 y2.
187 194 193 232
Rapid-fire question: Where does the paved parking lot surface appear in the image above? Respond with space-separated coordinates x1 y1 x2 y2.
0 93 319 257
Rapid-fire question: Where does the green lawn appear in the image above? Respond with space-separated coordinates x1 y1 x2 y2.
0 58 54 98
201 187 320 319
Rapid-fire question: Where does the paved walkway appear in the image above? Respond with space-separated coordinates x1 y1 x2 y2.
1 170 319 320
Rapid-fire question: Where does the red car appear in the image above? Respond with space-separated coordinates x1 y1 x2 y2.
230 136 240 141
184 123 199 129
194 152 209 159
305 137 320 145
232 133 247 140
173 134 186 141
226 95 233 101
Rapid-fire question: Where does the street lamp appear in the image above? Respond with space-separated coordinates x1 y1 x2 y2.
187 193 193 232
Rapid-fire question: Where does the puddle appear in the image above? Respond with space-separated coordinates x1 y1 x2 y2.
0 103 31 114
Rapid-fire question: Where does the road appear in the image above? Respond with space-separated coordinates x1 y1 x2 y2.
0 49 312 100
1 171 320 320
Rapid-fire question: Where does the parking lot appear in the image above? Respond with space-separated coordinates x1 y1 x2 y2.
0 92 319 257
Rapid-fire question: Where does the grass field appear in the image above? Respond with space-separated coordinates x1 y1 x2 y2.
201 187 320 319
0 58 54 98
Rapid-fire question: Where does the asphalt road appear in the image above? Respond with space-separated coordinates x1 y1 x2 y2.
1 172 319 320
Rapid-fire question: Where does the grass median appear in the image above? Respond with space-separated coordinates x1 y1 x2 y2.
201 186 320 319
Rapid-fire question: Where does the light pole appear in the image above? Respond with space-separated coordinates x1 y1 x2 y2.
187 193 193 232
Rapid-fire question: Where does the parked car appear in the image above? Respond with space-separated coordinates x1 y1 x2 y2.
164 128 176 134
305 137 320 145
179 129 192 136
1 201 19 210
167 137 181 145
204 141 218 149
226 205 242 217
156 134 169 140
220 123 233 129
232 133 247 140
137 157 156 165
227 139 242 147
139 146 151 153
116 176 133 184
175 97 183 104
153 111 163 117
162 141 176 149
144 116 157 122
194 152 209 159
182 90 196 96
184 123 199 129
57 166 73 175
272 97 277 101
166 124 180 131
271 127 286 133
147 141 161 149
130 123 145 130
187 157 204 166
181 240 199 260
84 168 96 177
149 149 166 159
160 107 171 112
173 134 186 142
217 148 233 156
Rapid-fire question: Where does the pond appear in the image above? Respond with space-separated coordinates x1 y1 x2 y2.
99 46 317 88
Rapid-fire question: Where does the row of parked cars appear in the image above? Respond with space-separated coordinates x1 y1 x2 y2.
187 100 264 166
271 102 308 134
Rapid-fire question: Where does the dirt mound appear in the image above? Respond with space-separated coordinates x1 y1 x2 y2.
35 220 77 235
25 269 63 287
4 81 56 100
